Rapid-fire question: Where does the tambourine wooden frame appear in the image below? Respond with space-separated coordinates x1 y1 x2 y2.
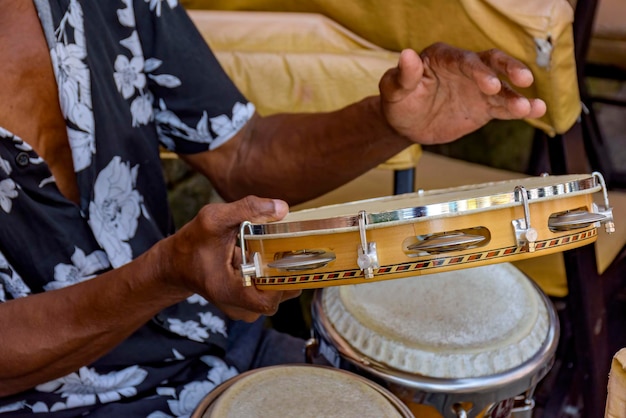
242 174 608 290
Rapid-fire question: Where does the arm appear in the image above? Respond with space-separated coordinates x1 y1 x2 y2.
182 45 546 204
0 197 297 396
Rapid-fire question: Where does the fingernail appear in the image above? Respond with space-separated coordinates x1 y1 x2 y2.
487 76 501 90
272 199 289 216
519 68 533 81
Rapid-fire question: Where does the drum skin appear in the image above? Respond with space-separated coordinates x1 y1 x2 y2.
191 364 413 418
243 174 607 290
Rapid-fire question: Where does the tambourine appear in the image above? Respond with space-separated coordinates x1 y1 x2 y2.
239 173 615 290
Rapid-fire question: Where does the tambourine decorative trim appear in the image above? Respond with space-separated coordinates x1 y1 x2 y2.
254 229 597 287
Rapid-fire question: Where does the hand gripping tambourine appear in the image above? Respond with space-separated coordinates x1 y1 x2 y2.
239 173 615 290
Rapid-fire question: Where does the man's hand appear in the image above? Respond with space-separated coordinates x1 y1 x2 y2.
159 196 301 322
379 43 547 145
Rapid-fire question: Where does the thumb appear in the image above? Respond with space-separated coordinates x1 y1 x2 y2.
379 49 424 103
228 195 289 226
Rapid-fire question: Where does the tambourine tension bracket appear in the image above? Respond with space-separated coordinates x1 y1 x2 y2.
239 221 261 287
357 210 379 279
592 171 615 233
512 185 538 253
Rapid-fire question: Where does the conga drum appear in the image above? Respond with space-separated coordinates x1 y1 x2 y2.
239 173 614 290
309 263 559 418
191 364 413 417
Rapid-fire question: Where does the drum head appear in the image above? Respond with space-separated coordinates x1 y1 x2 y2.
320 263 551 379
195 365 411 418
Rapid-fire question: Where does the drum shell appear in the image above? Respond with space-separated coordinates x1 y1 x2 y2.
308 274 560 418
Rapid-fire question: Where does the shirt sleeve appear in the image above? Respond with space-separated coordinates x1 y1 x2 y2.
135 3 255 154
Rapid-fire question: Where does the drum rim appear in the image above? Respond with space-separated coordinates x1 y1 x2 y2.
246 174 599 236
190 364 414 418
311 276 560 397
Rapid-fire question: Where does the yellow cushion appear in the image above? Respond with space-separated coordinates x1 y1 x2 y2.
183 0 581 136
606 348 626 418
187 10 420 170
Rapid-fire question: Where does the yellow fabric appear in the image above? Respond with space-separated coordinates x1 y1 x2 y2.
183 0 581 136
606 348 626 418
187 10 420 170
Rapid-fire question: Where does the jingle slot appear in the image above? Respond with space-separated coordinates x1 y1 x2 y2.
548 208 608 232
403 228 490 256
268 249 336 271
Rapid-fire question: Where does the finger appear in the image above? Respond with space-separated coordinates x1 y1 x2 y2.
479 49 535 89
379 49 424 102
528 98 547 119
487 81 546 119
219 196 289 228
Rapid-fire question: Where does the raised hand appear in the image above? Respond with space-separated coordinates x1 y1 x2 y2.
379 43 547 145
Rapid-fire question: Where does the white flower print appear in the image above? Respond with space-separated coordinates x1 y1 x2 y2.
35 366 148 411
209 102 255 150
155 101 207 145
0 401 27 413
130 92 154 127
52 1 95 172
120 30 144 59
88 157 144 268
67 128 96 172
117 0 136 28
0 179 17 213
0 252 31 302
198 312 227 337
0 127 14 139
114 6 182 129
51 44 91 127
167 380 215 417
149 73 181 88
154 100 254 150
44 247 110 291
166 319 209 343
64 0 86 49
0 157 11 176
170 349 186 361
148 357 237 418
202 355 238 384
147 412 173 418
186 294 209 306
145 0 179 17
114 54 147 99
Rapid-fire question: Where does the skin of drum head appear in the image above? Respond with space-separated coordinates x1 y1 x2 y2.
322 263 550 379
202 365 408 418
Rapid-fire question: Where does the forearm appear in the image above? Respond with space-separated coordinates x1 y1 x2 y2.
0 240 190 396
196 96 413 205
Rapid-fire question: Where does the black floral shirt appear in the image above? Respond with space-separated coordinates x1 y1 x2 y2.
0 0 256 415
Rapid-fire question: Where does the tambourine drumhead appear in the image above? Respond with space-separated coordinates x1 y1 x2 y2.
242 174 607 290
193 365 412 418
252 174 599 234
320 263 550 379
